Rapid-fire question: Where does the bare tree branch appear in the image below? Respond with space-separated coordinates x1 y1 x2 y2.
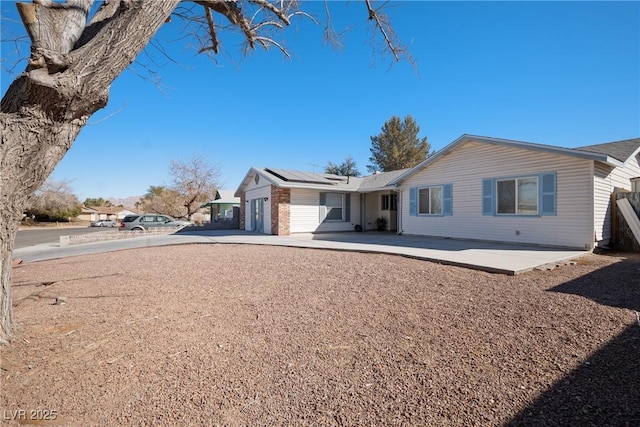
364 0 399 62
322 0 342 51
248 0 290 26
254 36 289 58
201 4 219 53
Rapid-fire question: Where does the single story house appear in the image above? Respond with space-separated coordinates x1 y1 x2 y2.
200 190 241 221
235 135 640 250
234 167 407 235
78 206 137 222
389 135 640 249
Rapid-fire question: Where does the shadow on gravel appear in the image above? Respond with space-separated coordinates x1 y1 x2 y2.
549 253 640 312
508 254 640 426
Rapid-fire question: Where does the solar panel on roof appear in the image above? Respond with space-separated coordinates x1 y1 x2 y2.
265 168 335 184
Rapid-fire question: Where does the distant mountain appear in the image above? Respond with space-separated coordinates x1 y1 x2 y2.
108 196 140 210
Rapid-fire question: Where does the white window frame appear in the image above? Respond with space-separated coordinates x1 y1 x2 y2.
324 193 344 222
496 176 538 215
418 186 443 216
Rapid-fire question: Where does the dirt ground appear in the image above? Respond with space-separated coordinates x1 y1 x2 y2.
1 244 639 426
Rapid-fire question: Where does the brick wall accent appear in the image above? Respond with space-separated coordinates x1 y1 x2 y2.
239 194 246 230
271 186 290 235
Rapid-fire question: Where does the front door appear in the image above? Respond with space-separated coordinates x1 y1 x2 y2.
251 198 264 233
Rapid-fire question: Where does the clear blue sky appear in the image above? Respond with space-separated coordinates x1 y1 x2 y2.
2 1 639 201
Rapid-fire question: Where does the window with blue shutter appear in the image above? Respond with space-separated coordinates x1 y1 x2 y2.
482 179 494 215
482 173 556 217
413 185 450 216
409 187 417 216
539 173 556 216
443 184 453 216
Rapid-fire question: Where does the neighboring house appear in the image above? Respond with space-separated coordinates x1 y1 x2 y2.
78 206 137 222
389 135 640 250
77 206 100 222
234 168 407 235
201 190 241 221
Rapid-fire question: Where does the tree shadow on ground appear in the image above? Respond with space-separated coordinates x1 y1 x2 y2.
507 253 640 426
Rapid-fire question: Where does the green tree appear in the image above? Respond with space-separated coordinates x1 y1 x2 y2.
83 197 112 207
0 0 410 345
325 155 361 177
367 115 430 173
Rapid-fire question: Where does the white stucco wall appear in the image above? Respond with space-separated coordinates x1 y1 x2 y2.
398 141 595 249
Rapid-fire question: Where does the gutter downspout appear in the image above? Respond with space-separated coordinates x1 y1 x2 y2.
394 186 402 235
360 193 366 232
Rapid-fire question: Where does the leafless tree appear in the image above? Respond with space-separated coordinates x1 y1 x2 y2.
137 186 185 218
0 0 410 344
26 178 82 220
169 155 220 218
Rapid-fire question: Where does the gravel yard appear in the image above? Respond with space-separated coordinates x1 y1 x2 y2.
1 244 639 426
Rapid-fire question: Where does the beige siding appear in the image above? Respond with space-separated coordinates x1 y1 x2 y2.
594 163 614 243
290 189 359 233
364 193 379 230
399 141 594 249
593 153 640 244
611 154 640 189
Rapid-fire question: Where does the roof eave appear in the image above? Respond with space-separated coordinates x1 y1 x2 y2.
234 167 282 197
277 182 361 192
359 185 399 193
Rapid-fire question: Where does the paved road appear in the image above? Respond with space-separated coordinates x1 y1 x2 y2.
15 227 113 249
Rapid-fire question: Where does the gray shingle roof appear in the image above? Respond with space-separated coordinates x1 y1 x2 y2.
575 138 640 163
359 169 409 191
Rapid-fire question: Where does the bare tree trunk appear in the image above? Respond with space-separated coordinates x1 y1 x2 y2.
0 0 180 344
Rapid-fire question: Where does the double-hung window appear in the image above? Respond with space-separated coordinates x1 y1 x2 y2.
418 186 443 215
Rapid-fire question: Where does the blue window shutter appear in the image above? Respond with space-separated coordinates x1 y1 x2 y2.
319 192 326 205
409 187 417 216
540 173 556 216
482 179 494 216
344 193 350 222
443 184 453 216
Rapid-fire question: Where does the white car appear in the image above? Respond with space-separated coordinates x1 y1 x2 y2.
90 219 116 227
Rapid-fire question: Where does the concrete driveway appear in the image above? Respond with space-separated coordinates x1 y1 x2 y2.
12 229 589 275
